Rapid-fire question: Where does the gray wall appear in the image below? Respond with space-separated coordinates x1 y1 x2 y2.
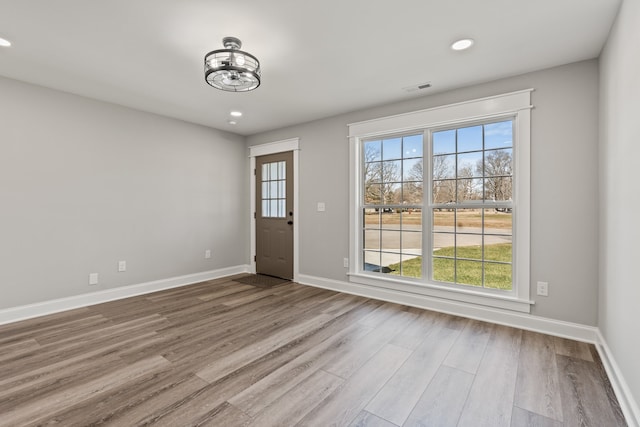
599 0 640 410
247 59 600 326
0 77 248 309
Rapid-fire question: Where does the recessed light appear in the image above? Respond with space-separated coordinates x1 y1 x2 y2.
0 37 11 47
451 38 474 51
228 120 237 125
230 111 242 117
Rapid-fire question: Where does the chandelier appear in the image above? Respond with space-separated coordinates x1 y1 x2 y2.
204 37 261 92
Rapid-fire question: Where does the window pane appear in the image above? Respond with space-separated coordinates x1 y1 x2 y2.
456 234 482 261
278 161 286 180
381 230 401 250
484 262 512 290
383 160 401 182
262 200 269 217
433 257 455 283
364 230 381 250
484 149 512 177
365 161 382 183
382 183 401 205
262 182 269 199
262 164 269 181
403 134 423 158
456 209 482 231
382 252 401 274
403 158 422 181
381 210 401 230
401 254 421 278
270 200 278 217
483 209 512 235
364 208 381 229
278 181 285 198
364 251 381 271
270 163 278 180
364 184 381 205
433 180 456 204
402 208 422 224
457 152 482 178
485 177 512 202
457 178 483 201
484 241 512 262
270 181 278 199
402 231 422 255
433 154 455 180
456 260 483 287
364 140 382 162
383 138 402 160
485 121 513 150
433 130 455 154
457 125 482 152
433 232 455 254
278 200 285 218
433 209 455 232
403 182 422 204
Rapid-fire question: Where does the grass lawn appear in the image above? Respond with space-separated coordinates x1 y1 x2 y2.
388 243 512 290
364 210 512 229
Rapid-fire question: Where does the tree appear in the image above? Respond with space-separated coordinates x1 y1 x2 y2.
363 143 400 205
456 165 481 201
477 150 512 201
432 156 456 204
404 159 423 205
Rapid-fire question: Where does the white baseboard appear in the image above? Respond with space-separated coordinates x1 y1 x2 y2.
297 274 598 343
595 329 640 427
0 265 250 326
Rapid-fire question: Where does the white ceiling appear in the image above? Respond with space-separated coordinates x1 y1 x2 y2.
0 0 621 136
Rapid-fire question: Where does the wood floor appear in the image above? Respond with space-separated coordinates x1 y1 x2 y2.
0 275 627 426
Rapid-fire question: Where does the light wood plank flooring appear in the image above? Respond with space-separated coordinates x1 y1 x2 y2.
0 275 627 426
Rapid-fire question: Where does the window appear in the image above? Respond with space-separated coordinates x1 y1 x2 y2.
362 134 423 278
431 121 513 290
348 90 531 312
261 161 286 218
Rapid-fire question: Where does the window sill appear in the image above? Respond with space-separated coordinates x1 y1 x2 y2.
347 272 533 313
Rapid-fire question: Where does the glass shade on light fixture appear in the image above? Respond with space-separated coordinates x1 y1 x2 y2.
204 36 261 92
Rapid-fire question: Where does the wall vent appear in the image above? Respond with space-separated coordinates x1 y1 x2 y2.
403 82 432 92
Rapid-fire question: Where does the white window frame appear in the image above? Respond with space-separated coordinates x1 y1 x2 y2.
348 90 533 313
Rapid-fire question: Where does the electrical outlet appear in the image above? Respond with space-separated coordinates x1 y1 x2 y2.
343 258 349 268
89 273 99 285
317 202 326 212
205 249 211 259
537 281 548 296
118 260 126 272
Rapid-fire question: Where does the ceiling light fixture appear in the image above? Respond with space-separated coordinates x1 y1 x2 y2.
0 37 11 47
451 38 474 51
204 36 261 92
230 111 243 117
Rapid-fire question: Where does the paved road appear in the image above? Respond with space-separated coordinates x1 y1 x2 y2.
364 226 511 267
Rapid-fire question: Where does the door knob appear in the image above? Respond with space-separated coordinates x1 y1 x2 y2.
287 221 293 225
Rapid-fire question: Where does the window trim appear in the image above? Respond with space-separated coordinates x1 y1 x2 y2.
348 90 533 313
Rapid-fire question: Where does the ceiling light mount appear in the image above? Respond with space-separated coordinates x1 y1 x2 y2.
204 36 261 92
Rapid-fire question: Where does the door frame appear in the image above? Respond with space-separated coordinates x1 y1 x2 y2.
249 138 300 282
